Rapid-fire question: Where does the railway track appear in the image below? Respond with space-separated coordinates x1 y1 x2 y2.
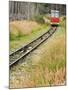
10 27 57 68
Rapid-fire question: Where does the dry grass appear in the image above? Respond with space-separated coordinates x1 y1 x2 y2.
10 27 66 88
10 20 40 35
29 34 65 87
10 20 48 52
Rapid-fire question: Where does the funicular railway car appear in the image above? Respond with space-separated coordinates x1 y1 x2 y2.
51 10 60 27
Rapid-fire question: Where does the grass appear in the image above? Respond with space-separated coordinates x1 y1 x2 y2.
25 27 65 87
10 26 66 88
10 18 66 88
10 20 49 52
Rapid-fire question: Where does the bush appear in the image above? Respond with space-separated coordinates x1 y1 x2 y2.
34 15 45 24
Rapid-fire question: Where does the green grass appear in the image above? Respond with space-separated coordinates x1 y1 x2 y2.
10 24 49 52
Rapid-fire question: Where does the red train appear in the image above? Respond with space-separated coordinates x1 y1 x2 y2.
51 10 60 27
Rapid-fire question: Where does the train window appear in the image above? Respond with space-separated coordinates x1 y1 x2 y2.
51 12 55 17
51 10 55 17
55 12 59 18
51 10 59 18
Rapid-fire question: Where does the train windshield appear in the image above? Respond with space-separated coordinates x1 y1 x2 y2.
51 10 59 18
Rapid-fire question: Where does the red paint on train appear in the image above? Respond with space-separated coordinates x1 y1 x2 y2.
51 18 60 23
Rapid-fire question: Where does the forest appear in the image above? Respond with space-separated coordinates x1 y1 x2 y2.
9 1 66 21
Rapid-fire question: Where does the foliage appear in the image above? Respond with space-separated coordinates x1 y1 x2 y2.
34 15 45 24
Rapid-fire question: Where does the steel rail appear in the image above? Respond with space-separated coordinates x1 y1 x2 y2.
10 28 51 56
10 27 57 68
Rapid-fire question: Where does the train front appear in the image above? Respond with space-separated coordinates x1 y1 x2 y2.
51 10 60 27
